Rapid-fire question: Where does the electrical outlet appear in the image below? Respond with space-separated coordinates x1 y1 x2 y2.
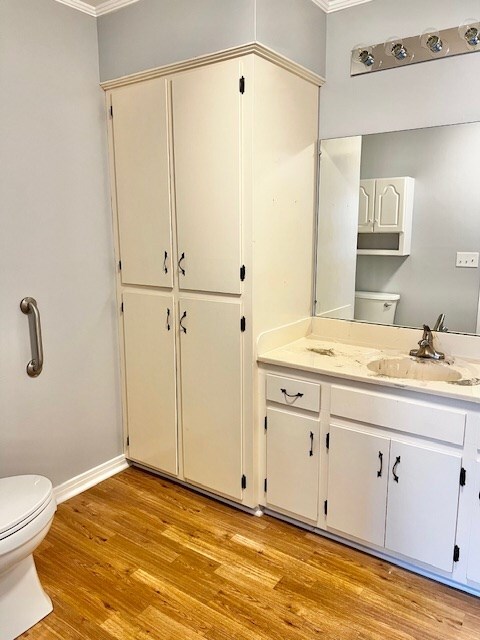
456 252 479 268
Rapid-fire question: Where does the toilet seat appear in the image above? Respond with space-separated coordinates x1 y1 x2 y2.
0 476 54 540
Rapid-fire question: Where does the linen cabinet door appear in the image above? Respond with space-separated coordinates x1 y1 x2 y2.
266 408 320 522
385 441 461 571
111 79 173 288
374 178 405 233
358 179 375 232
327 425 390 547
123 292 177 475
179 297 243 500
172 60 242 295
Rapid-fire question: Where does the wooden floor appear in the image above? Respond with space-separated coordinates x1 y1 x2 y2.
22 467 479 640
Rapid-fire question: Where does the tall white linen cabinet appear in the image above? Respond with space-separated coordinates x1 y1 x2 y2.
104 46 322 508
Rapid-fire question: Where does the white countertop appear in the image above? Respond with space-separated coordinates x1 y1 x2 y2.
258 334 480 404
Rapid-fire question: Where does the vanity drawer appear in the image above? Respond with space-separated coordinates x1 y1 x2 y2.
330 386 466 446
266 374 320 413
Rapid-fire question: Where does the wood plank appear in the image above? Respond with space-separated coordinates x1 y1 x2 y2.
20 467 480 640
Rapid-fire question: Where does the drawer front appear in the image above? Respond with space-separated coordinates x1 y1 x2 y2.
330 385 466 446
266 374 320 413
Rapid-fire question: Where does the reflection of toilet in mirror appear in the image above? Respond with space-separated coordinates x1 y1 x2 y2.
354 291 400 324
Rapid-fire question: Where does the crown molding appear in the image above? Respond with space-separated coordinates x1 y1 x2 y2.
54 0 97 16
101 42 325 90
310 0 372 12
95 0 141 16
55 0 371 17
53 0 141 17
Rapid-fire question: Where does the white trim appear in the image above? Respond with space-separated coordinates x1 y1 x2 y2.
53 454 129 504
95 0 141 16
53 0 97 16
54 0 370 17
310 0 372 12
100 42 325 90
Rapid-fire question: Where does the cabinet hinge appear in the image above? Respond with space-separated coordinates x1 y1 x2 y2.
241 316 246 332
264 478 267 492
118 260 122 271
121 302 124 313
240 265 246 281
241 474 247 490
454 545 460 562
326 433 330 450
109 105 113 118
126 435 129 446
324 500 328 516
264 416 268 431
460 467 466 487
239 76 245 94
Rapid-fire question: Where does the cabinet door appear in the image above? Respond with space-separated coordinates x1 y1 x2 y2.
374 178 405 233
385 441 461 572
179 297 243 499
467 461 480 583
266 408 320 522
123 292 177 475
358 179 375 232
172 60 242 295
327 425 390 546
112 80 173 287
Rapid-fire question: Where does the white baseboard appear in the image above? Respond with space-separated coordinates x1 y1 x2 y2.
53 454 129 504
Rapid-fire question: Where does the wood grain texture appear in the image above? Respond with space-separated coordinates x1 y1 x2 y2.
21 467 479 639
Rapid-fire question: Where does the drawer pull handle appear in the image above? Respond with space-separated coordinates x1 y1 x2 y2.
163 251 168 274
166 308 171 331
178 252 186 276
180 310 187 334
392 456 401 483
280 388 304 400
309 432 314 457
377 451 383 477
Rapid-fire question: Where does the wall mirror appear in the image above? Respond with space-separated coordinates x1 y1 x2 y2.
315 121 480 335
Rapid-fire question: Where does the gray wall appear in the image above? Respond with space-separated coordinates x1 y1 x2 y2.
0 0 122 485
256 0 326 77
97 0 326 81
321 0 480 138
355 123 480 334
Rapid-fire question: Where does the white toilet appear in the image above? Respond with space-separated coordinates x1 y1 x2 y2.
354 290 400 324
0 475 57 640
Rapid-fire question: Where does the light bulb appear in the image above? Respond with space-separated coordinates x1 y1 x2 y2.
384 36 411 62
459 19 480 48
420 28 448 56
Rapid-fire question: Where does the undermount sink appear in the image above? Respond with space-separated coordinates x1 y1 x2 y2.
367 357 463 382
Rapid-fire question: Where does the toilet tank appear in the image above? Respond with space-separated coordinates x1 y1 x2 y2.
354 291 400 324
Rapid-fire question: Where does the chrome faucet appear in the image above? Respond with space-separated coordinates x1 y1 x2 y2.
410 324 445 360
433 313 448 332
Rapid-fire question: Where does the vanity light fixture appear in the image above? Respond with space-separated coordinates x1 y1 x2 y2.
351 20 480 76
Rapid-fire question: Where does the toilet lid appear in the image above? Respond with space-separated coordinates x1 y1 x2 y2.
0 475 53 538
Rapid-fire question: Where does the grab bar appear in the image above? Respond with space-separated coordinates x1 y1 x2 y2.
20 297 44 377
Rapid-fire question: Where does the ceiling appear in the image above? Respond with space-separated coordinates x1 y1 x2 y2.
56 0 372 18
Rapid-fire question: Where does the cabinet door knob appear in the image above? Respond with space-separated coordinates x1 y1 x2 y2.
377 451 383 477
179 310 187 334
178 252 186 276
392 455 401 483
280 388 304 400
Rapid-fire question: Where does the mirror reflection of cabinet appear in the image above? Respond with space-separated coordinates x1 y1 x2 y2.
357 177 414 256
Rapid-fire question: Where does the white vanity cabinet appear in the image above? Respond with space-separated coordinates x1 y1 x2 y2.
265 374 321 522
327 385 464 572
106 49 321 506
467 460 480 584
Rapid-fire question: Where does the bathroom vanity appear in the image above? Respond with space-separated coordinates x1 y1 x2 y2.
257 317 480 596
